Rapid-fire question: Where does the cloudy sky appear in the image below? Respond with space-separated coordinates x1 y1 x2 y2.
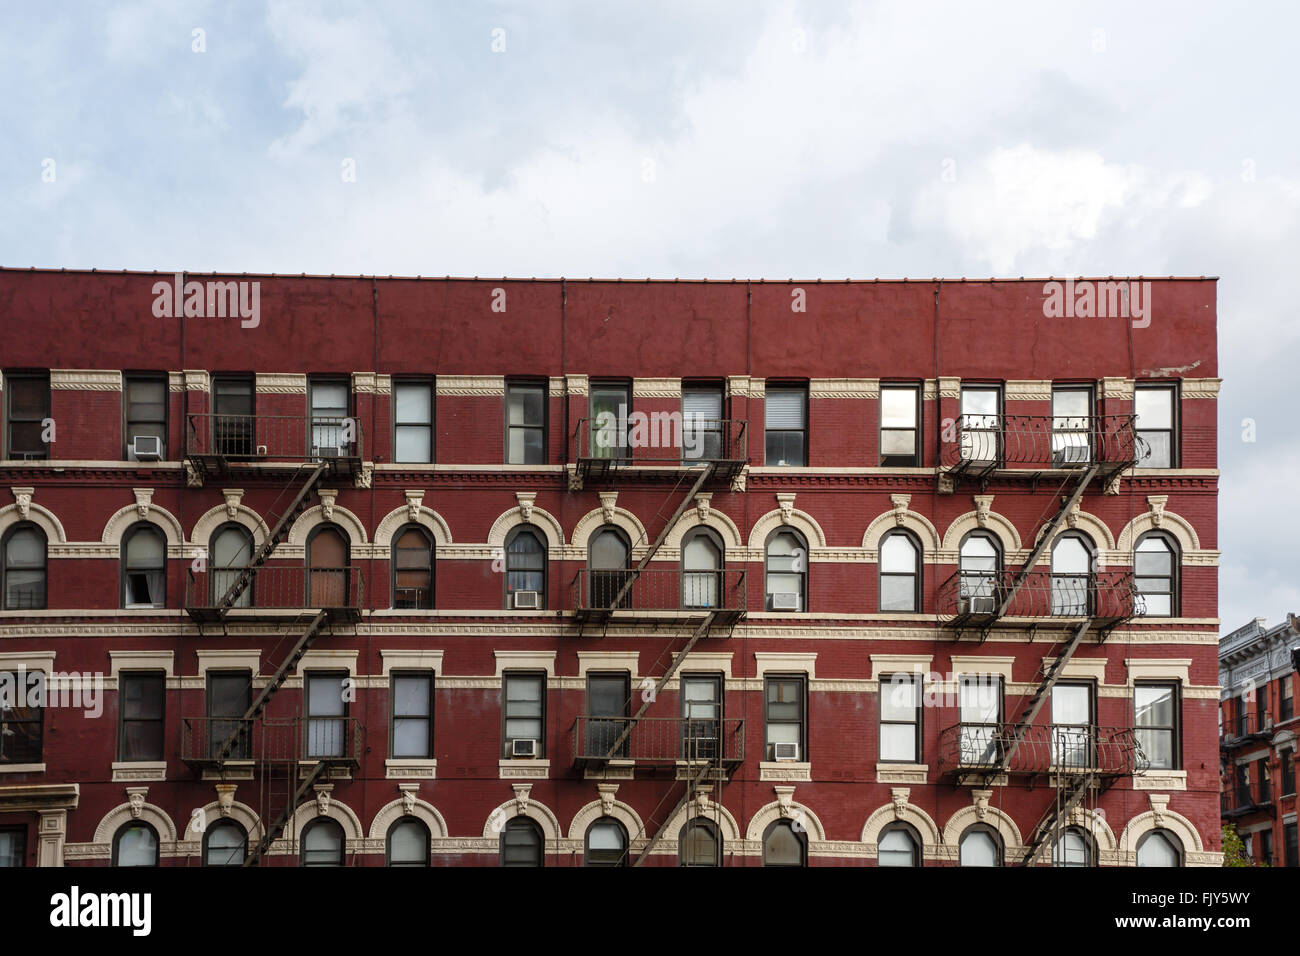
1 0 1294 634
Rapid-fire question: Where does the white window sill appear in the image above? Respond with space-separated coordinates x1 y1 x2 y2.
0 763 46 774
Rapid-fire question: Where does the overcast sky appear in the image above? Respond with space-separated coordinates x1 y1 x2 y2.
1 0 1294 635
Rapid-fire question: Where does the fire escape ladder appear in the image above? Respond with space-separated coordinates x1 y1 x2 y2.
999 618 1093 772
633 758 717 867
1017 772 1095 867
243 759 330 867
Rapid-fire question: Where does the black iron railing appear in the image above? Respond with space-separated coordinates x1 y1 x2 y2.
181 715 362 766
185 565 365 612
185 413 364 463
573 417 747 466
571 568 746 618
938 723 1146 777
941 414 1144 473
572 715 745 766
938 569 1141 625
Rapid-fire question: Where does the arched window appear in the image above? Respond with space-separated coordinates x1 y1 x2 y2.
386 817 430 867
210 523 254 608
765 527 807 612
584 817 628 867
1050 533 1094 616
392 525 433 609
958 532 1000 615
1052 826 1093 867
679 818 721 867
1134 532 1177 617
1 522 46 610
306 525 349 608
122 523 166 608
588 528 631 609
113 821 159 867
682 527 723 609
878 821 921 867
300 817 345 867
203 819 247 867
879 530 920 612
762 819 807 867
1136 829 1182 867
505 526 546 609
500 817 544 867
959 825 1002 867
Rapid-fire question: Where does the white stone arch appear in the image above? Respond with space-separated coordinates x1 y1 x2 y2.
661 510 744 552
190 505 271 551
368 795 449 841
745 799 827 843
571 507 649 552
102 504 185 547
567 798 646 842
487 507 564 551
0 503 67 543
482 798 562 842
1116 511 1201 554
288 796 365 843
747 509 828 550
1024 805 1116 856
194 800 265 846
1117 808 1204 855
94 801 179 845
860 801 942 847
943 805 1024 858
374 506 453 549
286 504 369 547
941 510 1023 553
657 800 743 848
1032 511 1116 553
862 510 941 553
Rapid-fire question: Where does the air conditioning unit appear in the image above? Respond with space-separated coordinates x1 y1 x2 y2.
131 436 164 460
773 742 800 761
511 738 537 758
512 590 540 609
962 596 997 614
313 446 340 459
771 592 800 611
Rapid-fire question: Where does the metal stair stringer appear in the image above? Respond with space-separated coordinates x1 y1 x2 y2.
243 759 329 867
633 758 717 867
1017 771 1095 866
997 618 1093 773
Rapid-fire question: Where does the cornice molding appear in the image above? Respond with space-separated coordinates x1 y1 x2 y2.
435 375 505 396
49 369 122 391
254 372 307 394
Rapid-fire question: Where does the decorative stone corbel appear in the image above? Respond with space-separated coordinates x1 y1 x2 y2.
972 789 992 821
405 490 424 522
891 787 910 820
314 784 333 816
127 788 148 819
890 494 911 526
221 488 244 519
598 491 618 524
776 493 796 524
1104 473 1122 496
215 784 237 817
1064 500 1081 529
694 786 714 813
597 783 619 815
694 493 712 523
318 489 338 522
729 465 748 493
133 488 154 521
566 464 583 492
774 785 796 818
184 461 204 488
973 495 993 528
10 487 33 519
515 492 536 522
937 473 955 495
1147 495 1168 529
1148 793 1169 828
399 783 419 815
354 463 374 490
512 783 533 815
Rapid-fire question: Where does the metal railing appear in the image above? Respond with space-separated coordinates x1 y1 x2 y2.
572 715 745 765
573 417 747 465
941 414 1144 473
1225 712 1272 743
185 565 365 612
938 569 1141 624
571 568 746 617
938 723 1146 777
181 715 363 766
185 413 364 463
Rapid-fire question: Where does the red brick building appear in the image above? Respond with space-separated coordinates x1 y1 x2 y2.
0 269 1222 867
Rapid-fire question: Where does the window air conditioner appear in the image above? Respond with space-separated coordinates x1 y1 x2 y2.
773 742 800 761
131 436 164 460
512 590 540 609
962 596 997 614
313 446 340 459
771 592 800 611
512 738 537 758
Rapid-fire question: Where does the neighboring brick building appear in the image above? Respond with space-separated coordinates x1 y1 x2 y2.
1220 615 1300 866
0 269 1221 866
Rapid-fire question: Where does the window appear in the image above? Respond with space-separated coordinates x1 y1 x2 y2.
1236 695 1250 737
1281 749 1295 796
586 673 629 759
1261 829 1274 866
879 673 921 763
390 671 433 759
392 525 433 609
958 675 1002 765
879 384 920 466
879 530 920 612
122 523 166 608
959 532 1000 615
392 378 433 463
1051 385 1093 465
679 818 721 867
765 527 807 612
1258 759 1272 803
118 672 165 761
1281 675 1293 722
1136 829 1182 867
206 671 250 760
502 672 545 758
306 524 349 607
1053 827 1092 867
959 385 1001 465
588 527 631 609
0 669 42 764
3 371 49 460
306 672 347 759
589 381 631 460
682 383 724 462
211 375 255 456
0 827 25 867
1286 822 1298 868
878 822 920 867
505 526 546 608
681 527 723 609
500 817 544 866
308 378 350 456
1134 385 1176 467
765 385 807 466
1134 532 1177 617
210 523 253 608
505 381 546 465
300 818 344 867
764 675 806 762
585 818 628 867
204 820 247 867
681 674 722 760
113 822 159 867
1050 533 1094 616
1051 683 1094 769
959 825 1002 867
1134 682 1179 770
762 820 806 867
387 818 430 867
124 374 167 460
2 523 46 609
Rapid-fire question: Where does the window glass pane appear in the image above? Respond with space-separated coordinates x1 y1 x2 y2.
311 383 348 415
880 388 916 427
590 531 628 569
208 675 248 717
393 676 430 716
389 821 427 865
214 380 253 415
764 823 802 865
681 822 718 865
765 389 806 428
1137 729 1173 770
116 825 157 866
393 718 429 757
308 676 346 716
960 830 998 866
683 535 720 570
961 388 999 416
1052 389 1090 418
880 724 917 761
1052 537 1090 573
1135 686 1173 727
395 384 431 421
878 828 916 866
880 535 916 572
1134 540 1172 574
127 528 164 565
588 677 625 717
395 426 431 462
1054 830 1088 867
9 379 46 417
880 575 915 611
880 677 918 719
959 679 999 722
1137 832 1178 867
880 430 915 455
303 822 343 865
1052 685 1090 724
122 675 163 719
6 528 43 567
1135 389 1173 429
206 823 246 866
212 527 252 568
1140 432 1171 467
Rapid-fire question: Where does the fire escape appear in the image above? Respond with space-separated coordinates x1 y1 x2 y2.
569 413 748 865
937 412 1150 865
181 410 365 866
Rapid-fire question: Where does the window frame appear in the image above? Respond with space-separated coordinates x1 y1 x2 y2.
1050 531 1096 617
1 521 47 610
1134 531 1178 618
1281 748 1296 797
878 381 921 467
1134 383 1178 468
588 379 632 460
1136 828 1183 867
681 380 726 463
389 669 434 760
1050 383 1095 466
958 673 1004 765
0 668 43 764
501 670 546 760
304 670 349 760
958 383 1003 466
1285 821 1298 868
761 819 807 867
203 818 248 868
0 825 26 868
878 672 922 764
877 820 922 867
764 526 808 612
391 376 435 464
299 816 346 867
210 374 256 457
678 817 722 867
504 379 548 465
499 816 544 867
209 521 254 608
878 528 921 613
681 525 724 610
205 669 251 760
390 523 434 609
503 525 547 609
1134 680 1181 771
1050 679 1096 769
958 530 1002 615
587 526 632 609
958 823 1004 867
121 521 167 609
112 821 160 867
306 376 353 457
1052 825 1095 868
764 382 808 467
117 670 166 762
584 816 629 867
3 370 50 461
585 671 630 760
122 372 169 462
385 816 431 867
763 673 807 762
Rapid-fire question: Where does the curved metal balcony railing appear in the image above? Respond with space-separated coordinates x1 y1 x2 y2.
184 565 365 622
573 416 747 480
937 722 1148 777
940 414 1145 476
572 715 745 768
938 569 1142 628
571 568 746 623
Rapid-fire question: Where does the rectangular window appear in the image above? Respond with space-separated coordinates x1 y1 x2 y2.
1134 681 1179 770
1282 675 1294 722
682 383 724 462
308 379 351 457
0 827 25 867
211 375 255 456
879 674 921 762
1050 682 1094 768
764 675 806 762
4 371 49 460
681 674 722 760
392 379 434 463
118 672 165 762
0 670 43 764
505 381 547 464
959 385 1001 465
1134 385 1176 468
1286 822 1298 868
206 671 250 761
502 672 545 758
765 385 807 466
1282 749 1295 796
390 671 434 759
879 384 920 466
585 673 629 758
1051 385 1093 465
1258 759 1272 803
1261 829 1274 866
958 675 1003 764
124 374 167 460
588 381 631 460
305 672 347 759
